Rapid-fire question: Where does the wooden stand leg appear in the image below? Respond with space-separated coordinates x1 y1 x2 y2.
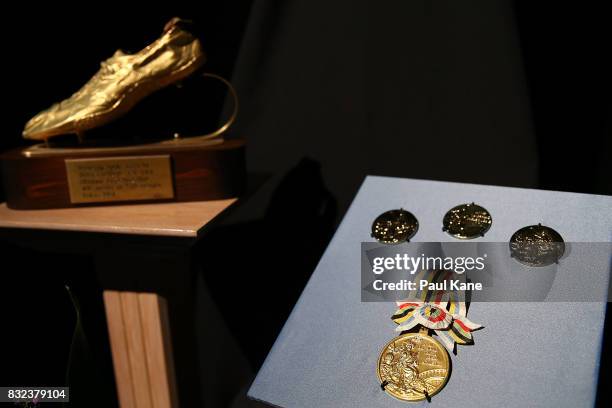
139 293 179 408
103 291 135 408
96 243 200 406
103 291 179 408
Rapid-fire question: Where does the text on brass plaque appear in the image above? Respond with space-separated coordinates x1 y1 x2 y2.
65 155 174 204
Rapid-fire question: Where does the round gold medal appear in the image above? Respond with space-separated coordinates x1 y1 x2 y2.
377 332 450 401
371 209 418 244
442 202 492 239
509 223 565 266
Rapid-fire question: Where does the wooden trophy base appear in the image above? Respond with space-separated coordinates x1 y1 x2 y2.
1 138 246 210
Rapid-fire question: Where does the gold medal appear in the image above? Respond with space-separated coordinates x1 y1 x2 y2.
509 223 565 266
371 209 418 244
378 328 450 402
442 202 492 239
377 273 483 402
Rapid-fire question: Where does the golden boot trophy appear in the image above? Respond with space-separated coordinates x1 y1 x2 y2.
2 18 245 209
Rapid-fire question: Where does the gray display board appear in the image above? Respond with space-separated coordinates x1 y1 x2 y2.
249 176 612 407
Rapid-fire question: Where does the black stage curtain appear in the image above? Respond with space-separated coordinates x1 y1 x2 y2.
228 0 609 215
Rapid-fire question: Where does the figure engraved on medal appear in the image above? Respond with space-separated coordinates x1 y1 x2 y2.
377 333 450 401
371 209 418 244
442 202 492 239
509 223 565 266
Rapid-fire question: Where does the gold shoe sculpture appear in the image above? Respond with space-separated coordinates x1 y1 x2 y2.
23 18 205 141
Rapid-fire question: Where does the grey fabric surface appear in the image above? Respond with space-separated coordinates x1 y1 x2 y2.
249 176 612 407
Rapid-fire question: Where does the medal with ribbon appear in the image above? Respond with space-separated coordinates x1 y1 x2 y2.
377 270 484 402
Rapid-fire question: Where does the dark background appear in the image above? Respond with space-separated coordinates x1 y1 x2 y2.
0 1 609 406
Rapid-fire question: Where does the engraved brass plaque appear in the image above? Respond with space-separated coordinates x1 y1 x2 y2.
65 155 174 204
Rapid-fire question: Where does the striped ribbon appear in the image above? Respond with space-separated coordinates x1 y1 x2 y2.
392 270 483 352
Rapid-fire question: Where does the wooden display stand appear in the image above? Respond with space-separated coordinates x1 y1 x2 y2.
0 198 239 407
